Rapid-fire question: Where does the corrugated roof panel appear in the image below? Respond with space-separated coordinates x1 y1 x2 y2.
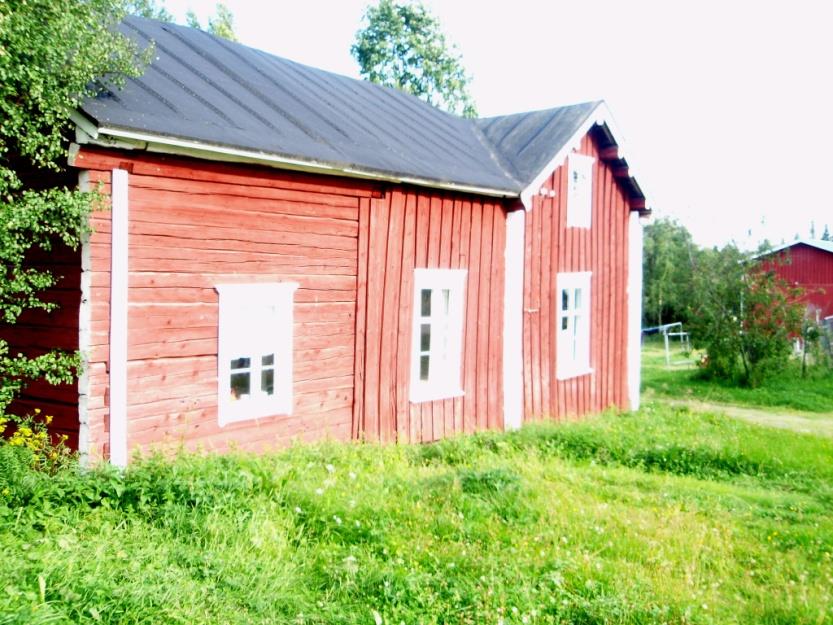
80 17 620 195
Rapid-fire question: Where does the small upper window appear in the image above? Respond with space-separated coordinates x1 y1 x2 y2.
556 272 592 379
566 153 594 228
216 282 297 426
410 269 467 403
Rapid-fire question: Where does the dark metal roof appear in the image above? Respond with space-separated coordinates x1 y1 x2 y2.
474 102 600 186
79 16 632 199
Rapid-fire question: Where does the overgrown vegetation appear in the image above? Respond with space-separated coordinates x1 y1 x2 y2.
643 218 827 387
1 406 831 624
642 337 833 413
0 0 147 423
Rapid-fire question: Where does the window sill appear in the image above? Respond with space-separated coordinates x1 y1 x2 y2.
409 386 465 404
556 367 593 381
219 399 292 427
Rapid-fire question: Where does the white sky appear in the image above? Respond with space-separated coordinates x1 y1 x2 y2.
162 0 833 248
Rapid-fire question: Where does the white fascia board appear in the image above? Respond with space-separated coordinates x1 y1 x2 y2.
520 101 651 212
89 126 516 199
627 211 644 411
109 168 129 467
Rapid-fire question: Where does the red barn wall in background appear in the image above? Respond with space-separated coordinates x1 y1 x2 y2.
521 133 631 422
762 244 833 319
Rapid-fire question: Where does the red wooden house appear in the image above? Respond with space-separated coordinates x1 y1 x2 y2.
9 17 650 464
757 239 833 321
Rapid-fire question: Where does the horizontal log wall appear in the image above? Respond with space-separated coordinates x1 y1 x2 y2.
523 134 631 422
74 148 376 457
355 188 506 442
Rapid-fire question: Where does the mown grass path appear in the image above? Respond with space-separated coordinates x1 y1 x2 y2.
664 397 833 438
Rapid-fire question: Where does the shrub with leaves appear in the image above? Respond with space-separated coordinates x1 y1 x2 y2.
0 0 147 425
688 245 804 387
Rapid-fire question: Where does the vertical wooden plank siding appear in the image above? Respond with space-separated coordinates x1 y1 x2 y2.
762 245 833 318
522 133 633 422
355 188 507 442
73 148 370 455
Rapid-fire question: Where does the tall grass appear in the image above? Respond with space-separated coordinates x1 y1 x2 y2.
641 339 833 413
1 406 831 624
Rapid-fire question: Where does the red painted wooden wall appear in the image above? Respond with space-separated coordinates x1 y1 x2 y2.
73 148 381 457
521 134 632 421
762 244 833 319
353 189 506 442
0 243 81 447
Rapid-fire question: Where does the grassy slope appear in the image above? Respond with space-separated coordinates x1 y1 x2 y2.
641 339 833 413
2 406 832 625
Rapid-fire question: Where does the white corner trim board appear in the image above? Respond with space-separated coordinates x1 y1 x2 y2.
502 209 525 430
627 211 645 411
77 171 92 465
109 168 129 467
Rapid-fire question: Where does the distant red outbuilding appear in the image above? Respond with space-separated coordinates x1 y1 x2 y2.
757 239 833 321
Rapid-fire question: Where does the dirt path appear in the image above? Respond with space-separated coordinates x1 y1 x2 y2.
667 399 833 437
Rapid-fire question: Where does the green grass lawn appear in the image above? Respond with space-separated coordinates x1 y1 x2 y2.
641 337 833 413
2 405 832 624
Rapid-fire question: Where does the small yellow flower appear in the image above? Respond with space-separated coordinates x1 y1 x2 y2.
44 414 53 425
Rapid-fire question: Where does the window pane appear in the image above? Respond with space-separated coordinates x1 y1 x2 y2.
230 372 250 399
261 369 274 395
420 323 431 352
420 355 430 381
561 316 569 331
574 288 582 310
561 289 569 311
230 357 251 370
262 354 274 366
442 289 450 315
421 289 432 316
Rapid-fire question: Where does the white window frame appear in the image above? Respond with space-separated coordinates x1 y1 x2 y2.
410 269 467 403
216 282 298 426
556 271 592 380
566 153 594 229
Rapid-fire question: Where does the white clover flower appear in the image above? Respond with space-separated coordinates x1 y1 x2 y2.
326 464 335 474
349 471 357 480
315 488 324 496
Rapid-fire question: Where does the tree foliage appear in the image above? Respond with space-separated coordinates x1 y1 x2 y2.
125 0 173 21
642 217 697 326
186 3 237 41
352 0 477 117
687 247 804 387
0 0 147 419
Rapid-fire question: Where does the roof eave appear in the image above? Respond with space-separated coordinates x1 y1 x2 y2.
519 101 651 215
72 118 520 200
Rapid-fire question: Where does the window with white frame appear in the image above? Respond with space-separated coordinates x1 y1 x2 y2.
566 153 594 228
410 269 467 403
556 272 592 379
216 282 297 426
